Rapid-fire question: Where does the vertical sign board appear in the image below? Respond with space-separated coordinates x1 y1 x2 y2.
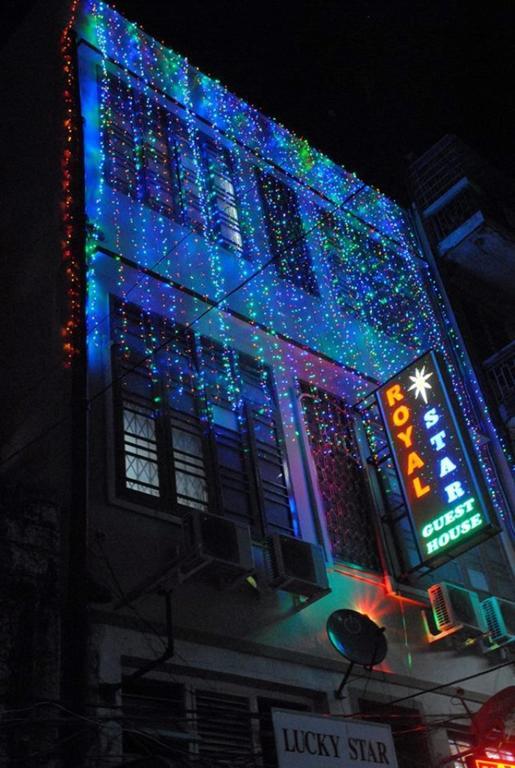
272 710 398 768
376 351 495 567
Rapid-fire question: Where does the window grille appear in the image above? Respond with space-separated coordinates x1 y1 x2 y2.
484 342 515 404
256 168 319 295
112 304 209 514
122 399 160 498
121 678 314 768
300 382 381 571
196 690 254 766
122 678 188 761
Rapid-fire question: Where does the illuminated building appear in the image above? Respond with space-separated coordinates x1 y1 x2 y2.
0 3 513 766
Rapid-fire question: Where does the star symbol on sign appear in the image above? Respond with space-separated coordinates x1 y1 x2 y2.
407 365 433 404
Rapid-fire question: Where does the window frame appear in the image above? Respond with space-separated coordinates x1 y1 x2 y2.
121 671 320 767
110 301 297 540
100 68 248 253
298 379 383 572
202 136 245 255
139 96 183 220
111 308 215 517
255 166 320 296
100 71 140 199
356 698 433 768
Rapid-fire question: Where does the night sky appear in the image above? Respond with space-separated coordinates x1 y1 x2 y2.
5 0 515 203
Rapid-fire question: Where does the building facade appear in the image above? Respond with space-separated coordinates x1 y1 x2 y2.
408 135 515 457
0 3 514 767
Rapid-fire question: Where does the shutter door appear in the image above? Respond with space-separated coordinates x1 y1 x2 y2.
196 690 254 766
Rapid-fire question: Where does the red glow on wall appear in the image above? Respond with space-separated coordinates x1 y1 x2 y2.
350 596 393 672
352 594 389 627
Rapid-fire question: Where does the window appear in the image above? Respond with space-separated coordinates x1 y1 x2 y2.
103 74 138 197
140 97 180 217
113 306 209 512
359 700 431 768
102 73 203 230
111 302 295 538
300 382 381 571
172 114 205 232
320 210 424 346
121 677 313 767
239 353 293 537
123 678 188 762
102 73 246 248
204 138 244 252
256 168 319 295
200 338 295 537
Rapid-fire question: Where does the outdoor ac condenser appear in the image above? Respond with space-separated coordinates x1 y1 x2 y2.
179 509 254 585
481 596 515 649
267 534 330 599
427 582 486 639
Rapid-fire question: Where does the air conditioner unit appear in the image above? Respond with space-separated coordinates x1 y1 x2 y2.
267 534 330 599
481 596 515 649
427 582 486 641
179 510 254 585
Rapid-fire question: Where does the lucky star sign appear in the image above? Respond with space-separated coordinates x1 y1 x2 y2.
377 351 495 567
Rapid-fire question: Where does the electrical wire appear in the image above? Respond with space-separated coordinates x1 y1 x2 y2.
92 534 231 696
345 659 515 717
0 687 508 768
93 535 169 654
0 724 96 765
2 47 512 768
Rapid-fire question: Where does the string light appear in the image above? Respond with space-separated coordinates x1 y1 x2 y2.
70 0 509 537
60 0 82 367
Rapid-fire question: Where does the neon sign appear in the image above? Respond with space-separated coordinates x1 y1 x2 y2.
377 351 495 566
473 759 515 768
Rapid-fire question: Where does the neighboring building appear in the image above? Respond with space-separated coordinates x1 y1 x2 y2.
408 135 515 456
0 4 514 767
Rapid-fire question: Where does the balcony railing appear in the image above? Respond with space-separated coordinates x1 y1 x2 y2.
425 184 482 249
483 340 515 424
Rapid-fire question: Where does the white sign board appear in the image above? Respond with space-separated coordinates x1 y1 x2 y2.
272 709 398 768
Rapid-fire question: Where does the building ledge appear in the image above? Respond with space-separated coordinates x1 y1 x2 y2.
438 210 484 254
422 176 471 218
